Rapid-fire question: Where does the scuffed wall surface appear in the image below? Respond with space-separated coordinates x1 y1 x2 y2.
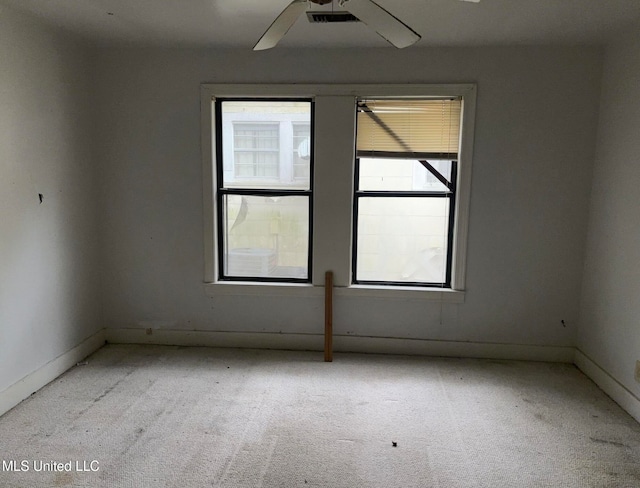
0 7 100 392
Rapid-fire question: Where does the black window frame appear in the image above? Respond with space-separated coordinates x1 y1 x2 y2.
352 153 458 288
215 97 314 284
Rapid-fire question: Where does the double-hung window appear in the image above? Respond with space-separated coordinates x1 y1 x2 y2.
215 99 313 282
353 98 461 287
203 84 476 297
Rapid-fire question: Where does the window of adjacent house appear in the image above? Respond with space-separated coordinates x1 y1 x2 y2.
352 98 462 287
216 99 313 282
233 123 280 178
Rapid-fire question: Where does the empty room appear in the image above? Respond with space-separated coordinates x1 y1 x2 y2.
1 0 640 486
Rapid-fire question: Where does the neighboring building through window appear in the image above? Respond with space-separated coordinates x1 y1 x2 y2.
216 100 313 282
233 123 279 178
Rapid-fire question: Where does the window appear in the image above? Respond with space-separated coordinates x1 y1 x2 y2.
233 123 279 178
353 98 461 287
215 99 313 282
202 84 476 298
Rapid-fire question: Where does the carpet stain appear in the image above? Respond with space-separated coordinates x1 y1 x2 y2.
534 413 548 423
590 437 630 448
93 369 135 403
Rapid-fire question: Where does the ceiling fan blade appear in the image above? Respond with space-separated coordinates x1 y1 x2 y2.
342 0 420 48
254 0 309 51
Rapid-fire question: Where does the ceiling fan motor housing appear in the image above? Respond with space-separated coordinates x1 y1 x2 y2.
255 0 423 50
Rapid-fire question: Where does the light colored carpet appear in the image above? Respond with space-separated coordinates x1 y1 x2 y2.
1 344 639 487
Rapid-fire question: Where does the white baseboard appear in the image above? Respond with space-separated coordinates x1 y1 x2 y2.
574 349 640 424
335 335 575 362
106 328 322 351
105 328 575 362
0 330 106 418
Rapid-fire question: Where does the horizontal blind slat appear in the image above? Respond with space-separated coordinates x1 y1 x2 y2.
357 99 461 155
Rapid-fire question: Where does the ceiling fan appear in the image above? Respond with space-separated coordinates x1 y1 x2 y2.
254 0 480 51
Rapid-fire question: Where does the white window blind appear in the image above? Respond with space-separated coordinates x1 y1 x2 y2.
356 98 462 156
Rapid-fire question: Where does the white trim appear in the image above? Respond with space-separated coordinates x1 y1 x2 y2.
336 285 465 302
201 84 476 98
201 85 216 283
204 282 464 302
0 330 106 417
312 95 357 287
107 328 322 350
451 85 477 290
105 328 573 362
336 336 574 362
574 349 640 424
204 281 323 297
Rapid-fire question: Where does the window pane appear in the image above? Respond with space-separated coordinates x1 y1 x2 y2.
356 197 449 284
221 101 311 190
293 123 311 180
359 158 452 192
222 195 309 279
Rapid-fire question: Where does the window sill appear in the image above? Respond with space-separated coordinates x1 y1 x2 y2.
204 281 321 297
337 285 465 302
204 281 465 302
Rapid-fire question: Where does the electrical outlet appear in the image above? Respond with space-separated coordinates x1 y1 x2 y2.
635 360 640 383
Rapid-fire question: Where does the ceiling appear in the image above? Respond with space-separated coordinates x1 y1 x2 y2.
3 0 640 49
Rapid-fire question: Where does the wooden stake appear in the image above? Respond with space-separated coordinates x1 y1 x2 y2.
324 271 333 362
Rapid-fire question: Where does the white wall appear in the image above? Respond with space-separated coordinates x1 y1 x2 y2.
95 46 602 349
578 29 640 399
0 8 101 393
